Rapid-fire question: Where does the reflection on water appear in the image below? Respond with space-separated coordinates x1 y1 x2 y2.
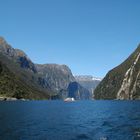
0 100 140 140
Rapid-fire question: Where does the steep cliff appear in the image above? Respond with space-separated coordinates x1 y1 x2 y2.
94 45 140 100
67 82 91 100
36 64 75 92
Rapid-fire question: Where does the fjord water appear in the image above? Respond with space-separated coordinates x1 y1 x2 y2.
0 101 140 140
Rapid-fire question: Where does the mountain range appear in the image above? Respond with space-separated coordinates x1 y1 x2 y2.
3 36 139 100
0 37 99 100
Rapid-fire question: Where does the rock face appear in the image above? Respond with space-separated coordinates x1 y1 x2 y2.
36 64 75 92
94 45 140 100
68 82 91 100
36 65 93 100
75 75 101 96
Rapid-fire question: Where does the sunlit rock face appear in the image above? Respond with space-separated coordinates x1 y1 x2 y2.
94 44 140 100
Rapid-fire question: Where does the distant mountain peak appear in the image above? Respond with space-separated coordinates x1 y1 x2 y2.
74 75 101 96
75 75 102 81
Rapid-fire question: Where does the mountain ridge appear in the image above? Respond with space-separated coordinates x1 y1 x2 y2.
94 44 140 100
0 37 92 100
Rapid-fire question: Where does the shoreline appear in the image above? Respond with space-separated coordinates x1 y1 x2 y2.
0 97 27 101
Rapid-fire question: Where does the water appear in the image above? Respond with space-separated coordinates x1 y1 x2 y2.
0 100 140 140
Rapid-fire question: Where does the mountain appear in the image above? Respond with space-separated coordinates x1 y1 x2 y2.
36 64 92 100
75 75 101 95
0 59 52 99
94 44 140 100
0 37 92 100
67 82 91 100
36 64 75 93
0 37 37 73
0 37 53 99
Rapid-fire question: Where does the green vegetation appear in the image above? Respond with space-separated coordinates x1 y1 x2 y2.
0 54 51 100
0 37 92 100
94 45 140 99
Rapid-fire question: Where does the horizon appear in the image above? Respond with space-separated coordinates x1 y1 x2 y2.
1 0 140 77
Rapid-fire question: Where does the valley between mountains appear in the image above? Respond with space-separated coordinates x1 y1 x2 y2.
0 37 101 100
1 37 140 100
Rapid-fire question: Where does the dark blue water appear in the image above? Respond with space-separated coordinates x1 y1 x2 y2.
0 101 140 140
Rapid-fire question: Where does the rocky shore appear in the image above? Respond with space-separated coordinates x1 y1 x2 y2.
0 97 27 101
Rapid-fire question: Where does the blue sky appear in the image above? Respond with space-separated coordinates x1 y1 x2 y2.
0 0 140 77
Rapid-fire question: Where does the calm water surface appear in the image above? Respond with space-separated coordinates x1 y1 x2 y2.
0 100 140 140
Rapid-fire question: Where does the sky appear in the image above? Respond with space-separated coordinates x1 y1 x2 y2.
0 0 140 77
